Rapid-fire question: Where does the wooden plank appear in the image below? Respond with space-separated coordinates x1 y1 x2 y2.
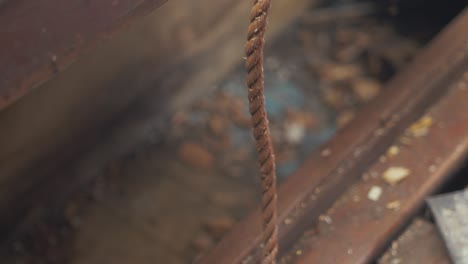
294 75 468 263
379 219 451 264
199 8 468 264
0 0 167 111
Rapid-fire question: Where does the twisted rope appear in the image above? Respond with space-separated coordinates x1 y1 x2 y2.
245 0 278 263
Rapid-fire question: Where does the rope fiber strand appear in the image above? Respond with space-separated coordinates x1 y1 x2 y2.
245 0 278 263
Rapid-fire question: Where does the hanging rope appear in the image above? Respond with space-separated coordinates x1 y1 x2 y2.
245 0 278 263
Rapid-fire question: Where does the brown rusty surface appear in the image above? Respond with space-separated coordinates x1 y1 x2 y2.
0 0 167 111
294 74 468 263
199 8 468 264
379 219 451 264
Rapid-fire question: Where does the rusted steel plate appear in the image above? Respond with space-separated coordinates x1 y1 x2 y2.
428 189 468 264
0 0 167 111
379 219 451 264
199 8 468 264
294 81 468 263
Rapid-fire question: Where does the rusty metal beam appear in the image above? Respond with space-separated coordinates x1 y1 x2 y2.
0 0 167 111
294 76 468 263
199 8 468 264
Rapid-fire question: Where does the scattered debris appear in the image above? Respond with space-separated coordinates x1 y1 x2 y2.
323 87 346 110
319 63 362 82
408 116 433 137
321 148 332 157
285 122 306 144
383 167 410 185
286 108 317 129
386 200 401 210
352 195 361 202
336 110 355 129
319 215 333 224
368 186 383 201
428 165 437 173
351 77 381 102
208 115 225 136
379 156 387 163
399 136 413 146
387 146 400 157
178 142 214 170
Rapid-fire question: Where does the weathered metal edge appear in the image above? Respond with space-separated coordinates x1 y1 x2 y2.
0 0 167 111
294 73 468 263
199 8 468 264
